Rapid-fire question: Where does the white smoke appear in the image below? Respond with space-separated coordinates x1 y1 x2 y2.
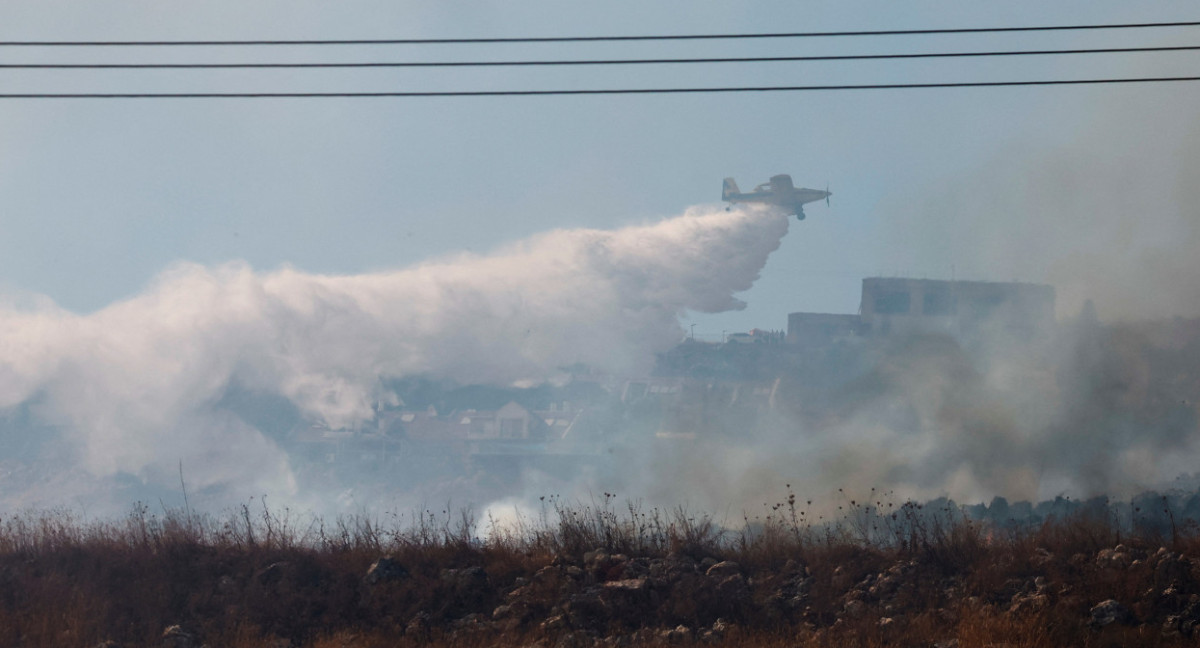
0 205 789 507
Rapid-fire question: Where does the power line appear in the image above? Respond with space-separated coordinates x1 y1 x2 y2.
6 44 1200 69
2 20 1199 47
2 75 1198 98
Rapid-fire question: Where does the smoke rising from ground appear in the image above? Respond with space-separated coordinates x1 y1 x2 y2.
816 84 1200 510
0 206 789 511
877 86 1200 322
594 318 1200 523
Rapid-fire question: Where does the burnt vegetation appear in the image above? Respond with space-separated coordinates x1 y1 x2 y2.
6 491 1200 647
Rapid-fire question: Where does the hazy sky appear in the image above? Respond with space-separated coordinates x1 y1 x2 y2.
2 2 1200 514
1 1 1198 335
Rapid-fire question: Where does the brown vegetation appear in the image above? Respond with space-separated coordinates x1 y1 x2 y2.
3 493 1200 647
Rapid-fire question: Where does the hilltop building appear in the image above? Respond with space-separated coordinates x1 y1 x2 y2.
789 277 1055 345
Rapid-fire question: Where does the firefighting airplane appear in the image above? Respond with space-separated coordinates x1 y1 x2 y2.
722 174 831 220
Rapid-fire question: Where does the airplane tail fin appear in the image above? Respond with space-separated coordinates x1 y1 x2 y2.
722 178 739 200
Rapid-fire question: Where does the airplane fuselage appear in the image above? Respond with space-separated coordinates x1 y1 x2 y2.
722 174 831 220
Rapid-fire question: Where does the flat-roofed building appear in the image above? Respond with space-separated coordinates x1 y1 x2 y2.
787 278 1056 344
859 277 1055 338
786 312 864 345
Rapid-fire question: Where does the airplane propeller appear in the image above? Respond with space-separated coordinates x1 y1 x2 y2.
825 183 831 207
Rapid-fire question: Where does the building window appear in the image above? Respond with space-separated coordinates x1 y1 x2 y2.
874 290 911 314
965 291 1008 317
923 290 956 316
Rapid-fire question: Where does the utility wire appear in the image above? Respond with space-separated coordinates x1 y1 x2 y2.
1 20 1199 46
3 75 1199 98
6 44 1200 68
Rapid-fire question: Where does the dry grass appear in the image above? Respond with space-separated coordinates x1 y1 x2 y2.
0 494 1197 647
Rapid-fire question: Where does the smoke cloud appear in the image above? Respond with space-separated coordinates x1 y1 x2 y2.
877 86 1200 322
2 146 1196 521
781 83 1200 511
0 206 789 511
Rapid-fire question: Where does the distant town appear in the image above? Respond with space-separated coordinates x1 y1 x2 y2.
277 276 1200 492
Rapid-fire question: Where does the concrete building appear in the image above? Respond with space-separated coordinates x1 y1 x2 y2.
859 278 1055 338
786 312 863 345
788 277 1056 344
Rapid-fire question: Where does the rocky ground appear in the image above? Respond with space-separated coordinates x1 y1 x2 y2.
346 542 1200 647
3 503 1200 647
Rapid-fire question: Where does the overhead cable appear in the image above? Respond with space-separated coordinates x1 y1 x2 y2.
3 75 1199 99
6 44 1200 68
1 20 1199 47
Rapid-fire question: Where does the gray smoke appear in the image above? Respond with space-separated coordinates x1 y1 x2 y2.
481 90 1200 518
876 85 1200 322
773 82 1200 511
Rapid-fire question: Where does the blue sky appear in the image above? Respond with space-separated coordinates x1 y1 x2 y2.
1 1 1198 335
